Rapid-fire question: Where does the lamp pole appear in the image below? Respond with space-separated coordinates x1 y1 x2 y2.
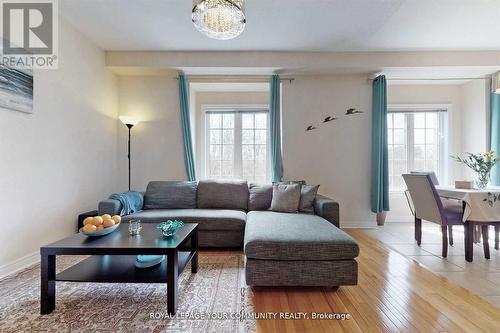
126 123 133 191
119 116 139 192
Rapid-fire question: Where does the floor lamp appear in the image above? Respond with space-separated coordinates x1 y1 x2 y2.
119 116 139 191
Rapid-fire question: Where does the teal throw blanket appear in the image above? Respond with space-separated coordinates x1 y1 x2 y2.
109 191 143 216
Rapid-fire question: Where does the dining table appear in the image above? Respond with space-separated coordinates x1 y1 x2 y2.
435 185 500 262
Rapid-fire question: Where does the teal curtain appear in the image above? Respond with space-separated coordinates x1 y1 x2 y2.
490 92 500 185
178 73 196 181
371 75 390 213
270 75 284 182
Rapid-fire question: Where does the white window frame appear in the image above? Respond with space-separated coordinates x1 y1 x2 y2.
201 104 270 182
387 104 449 193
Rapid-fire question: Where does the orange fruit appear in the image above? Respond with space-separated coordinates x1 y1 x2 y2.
103 219 115 228
83 224 97 233
83 217 93 226
91 216 103 226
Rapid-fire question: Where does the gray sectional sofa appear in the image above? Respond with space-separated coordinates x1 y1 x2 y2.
98 180 359 287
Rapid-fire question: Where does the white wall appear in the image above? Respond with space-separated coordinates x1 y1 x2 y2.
115 75 375 225
117 73 187 191
111 74 491 226
282 75 374 225
0 18 119 273
460 79 490 179
386 83 463 221
106 50 500 72
111 73 491 226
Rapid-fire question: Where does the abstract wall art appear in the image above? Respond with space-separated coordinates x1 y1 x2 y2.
0 64 33 114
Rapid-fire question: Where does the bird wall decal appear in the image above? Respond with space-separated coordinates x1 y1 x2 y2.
305 107 362 133
323 116 337 123
345 108 363 115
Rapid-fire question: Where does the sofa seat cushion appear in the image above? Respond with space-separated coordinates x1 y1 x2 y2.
244 211 359 261
123 209 246 231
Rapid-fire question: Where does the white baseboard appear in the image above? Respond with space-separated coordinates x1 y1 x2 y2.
340 217 414 228
0 251 39 279
385 215 414 223
341 221 378 228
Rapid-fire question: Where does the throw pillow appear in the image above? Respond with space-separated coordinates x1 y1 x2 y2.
248 183 273 211
299 184 320 213
270 183 301 213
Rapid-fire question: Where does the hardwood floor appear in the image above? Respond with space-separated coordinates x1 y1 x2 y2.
242 229 500 333
369 221 500 307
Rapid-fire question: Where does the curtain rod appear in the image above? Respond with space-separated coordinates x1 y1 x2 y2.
174 76 294 83
369 77 490 81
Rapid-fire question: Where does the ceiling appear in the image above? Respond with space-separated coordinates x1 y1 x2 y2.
60 0 500 52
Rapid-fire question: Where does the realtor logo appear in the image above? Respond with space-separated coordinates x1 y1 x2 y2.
0 0 58 69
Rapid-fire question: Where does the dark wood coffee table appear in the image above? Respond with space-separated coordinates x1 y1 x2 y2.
40 223 198 315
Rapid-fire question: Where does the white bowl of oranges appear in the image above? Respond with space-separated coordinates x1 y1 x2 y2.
80 214 122 237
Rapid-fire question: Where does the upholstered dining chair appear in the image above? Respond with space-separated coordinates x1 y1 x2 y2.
402 174 465 257
405 171 461 245
410 171 439 185
408 172 499 250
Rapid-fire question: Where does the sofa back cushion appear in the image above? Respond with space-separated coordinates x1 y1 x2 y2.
248 183 273 211
197 180 249 210
144 181 197 209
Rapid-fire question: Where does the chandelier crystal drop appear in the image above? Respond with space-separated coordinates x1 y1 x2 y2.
192 0 246 40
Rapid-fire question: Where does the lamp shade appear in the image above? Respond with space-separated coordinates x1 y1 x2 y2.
119 116 139 126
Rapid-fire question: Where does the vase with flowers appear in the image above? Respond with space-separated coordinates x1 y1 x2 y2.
452 151 500 189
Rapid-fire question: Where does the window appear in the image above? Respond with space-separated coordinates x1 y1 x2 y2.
205 107 269 183
387 108 447 191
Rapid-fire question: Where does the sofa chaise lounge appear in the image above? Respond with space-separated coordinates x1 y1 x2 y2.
98 180 359 287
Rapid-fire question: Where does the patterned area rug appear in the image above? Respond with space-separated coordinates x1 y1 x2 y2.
0 255 255 333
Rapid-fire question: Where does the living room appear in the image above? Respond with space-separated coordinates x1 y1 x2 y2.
1 1 500 332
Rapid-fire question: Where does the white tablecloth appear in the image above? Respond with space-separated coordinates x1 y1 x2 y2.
436 186 500 222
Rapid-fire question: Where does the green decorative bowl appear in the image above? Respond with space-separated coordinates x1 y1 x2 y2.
157 220 184 237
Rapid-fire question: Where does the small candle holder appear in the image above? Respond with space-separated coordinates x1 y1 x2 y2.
128 219 142 236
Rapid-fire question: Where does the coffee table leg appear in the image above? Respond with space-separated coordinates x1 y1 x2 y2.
167 250 178 315
192 230 198 274
40 253 56 314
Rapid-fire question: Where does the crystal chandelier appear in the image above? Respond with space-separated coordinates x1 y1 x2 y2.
192 0 246 40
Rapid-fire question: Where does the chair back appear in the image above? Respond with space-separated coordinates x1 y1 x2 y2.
404 190 415 216
410 171 439 185
402 174 444 224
